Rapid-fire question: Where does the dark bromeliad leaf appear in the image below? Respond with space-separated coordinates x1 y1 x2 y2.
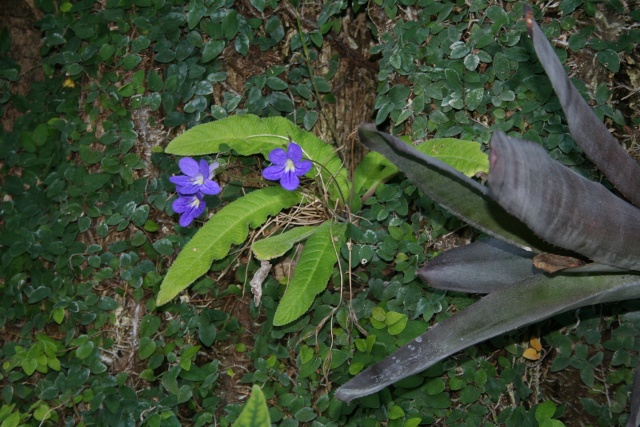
524 6 640 208
628 367 640 427
418 238 541 293
335 272 640 402
357 125 550 253
489 131 640 271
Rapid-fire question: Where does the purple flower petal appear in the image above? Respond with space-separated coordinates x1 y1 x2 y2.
280 171 300 191
178 157 200 177
208 161 220 179
172 195 192 213
287 142 303 162
295 159 313 176
172 157 222 197
268 148 288 165
179 206 203 227
263 164 285 181
170 176 200 194
198 159 211 178
169 175 191 186
200 180 221 195
173 193 206 226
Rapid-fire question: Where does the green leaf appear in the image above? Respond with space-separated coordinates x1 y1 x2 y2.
76 340 95 359
536 401 557 422
83 173 111 193
387 313 408 335
294 407 316 422
465 87 484 111
202 40 225 62
22 358 38 376
352 151 397 198
251 226 319 260
153 238 174 256
139 337 156 360
188 0 207 29
464 53 480 71
415 138 488 178
165 114 349 206
33 403 52 421
233 385 271 427
1 410 20 427
596 49 620 72
177 385 193 404
303 111 318 130
353 137 487 208
273 221 346 326
388 405 405 419
157 187 302 305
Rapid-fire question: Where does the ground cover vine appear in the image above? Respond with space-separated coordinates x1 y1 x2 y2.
1 0 640 425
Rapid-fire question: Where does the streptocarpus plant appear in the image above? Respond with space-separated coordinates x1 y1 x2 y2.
335 6 640 425
155 114 489 327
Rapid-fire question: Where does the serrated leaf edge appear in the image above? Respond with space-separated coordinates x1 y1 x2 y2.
157 187 302 306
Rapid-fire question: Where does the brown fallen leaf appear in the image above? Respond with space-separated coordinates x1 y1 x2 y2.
533 253 586 273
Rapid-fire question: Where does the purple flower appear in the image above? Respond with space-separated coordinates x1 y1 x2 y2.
172 193 206 227
262 142 313 191
170 157 221 196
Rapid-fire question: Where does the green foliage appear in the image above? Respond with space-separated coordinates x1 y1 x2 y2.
165 114 350 206
160 115 483 323
233 385 271 427
251 226 318 261
353 137 489 199
415 138 489 177
156 187 302 306
2 0 637 426
273 221 346 326
535 401 566 427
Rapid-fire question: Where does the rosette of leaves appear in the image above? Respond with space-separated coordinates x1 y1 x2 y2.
155 115 489 327
335 7 640 425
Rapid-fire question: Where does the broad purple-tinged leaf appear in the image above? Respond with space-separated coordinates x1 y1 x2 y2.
525 7 640 207
418 238 541 293
358 124 549 252
627 366 640 427
335 272 640 402
489 131 640 271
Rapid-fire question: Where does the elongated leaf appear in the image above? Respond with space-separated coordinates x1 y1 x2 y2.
335 272 640 402
418 238 540 293
233 385 271 427
157 187 302 306
353 137 489 198
251 226 319 261
353 150 396 197
273 221 346 326
489 131 640 271
416 138 489 177
357 124 549 252
628 367 640 427
525 7 640 207
165 114 349 206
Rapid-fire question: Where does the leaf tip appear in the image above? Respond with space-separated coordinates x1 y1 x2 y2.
523 5 535 38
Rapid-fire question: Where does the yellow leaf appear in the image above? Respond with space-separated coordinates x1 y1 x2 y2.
523 347 540 361
529 337 542 351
